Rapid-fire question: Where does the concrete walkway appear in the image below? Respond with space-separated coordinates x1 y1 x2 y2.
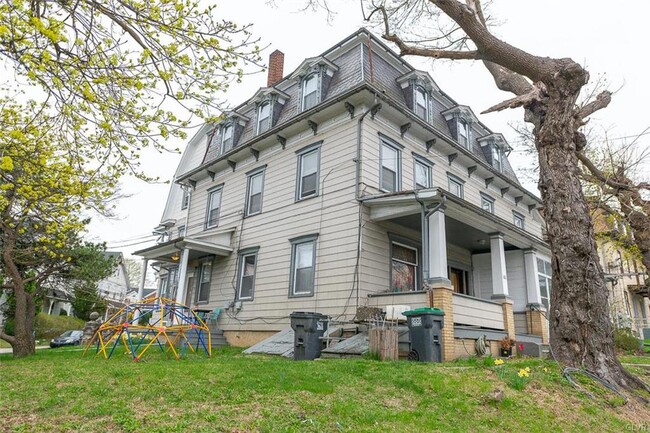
0 345 49 355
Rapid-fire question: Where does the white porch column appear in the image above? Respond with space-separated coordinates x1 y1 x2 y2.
137 258 149 301
427 207 450 285
489 232 509 299
175 249 190 306
523 249 542 306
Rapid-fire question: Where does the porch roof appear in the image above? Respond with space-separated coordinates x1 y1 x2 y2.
360 188 549 252
133 229 234 263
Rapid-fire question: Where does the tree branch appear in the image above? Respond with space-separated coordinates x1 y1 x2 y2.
578 90 612 120
382 32 480 59
482 81 546 114
577 151 634 191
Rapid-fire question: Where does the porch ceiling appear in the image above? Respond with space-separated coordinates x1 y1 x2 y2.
363 188 548 252
391 214 513 253
133 231 234 263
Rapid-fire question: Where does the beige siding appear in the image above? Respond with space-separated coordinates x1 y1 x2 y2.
359 113 543 240
453 293 504 330
182 110 362 332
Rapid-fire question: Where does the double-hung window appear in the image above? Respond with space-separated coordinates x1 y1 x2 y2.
415 86 428 120
257 101 271 134
237 248 259 301
302 73 318 111
380 138 402 193
480 193 495 214
246 168 265 216
537 258 552 310
181 188 189 210
513 211 525 229
391 242 419 292
296 143 321 200
222 124 233 153
413 154 432 190
458 119 470 148
447 174 464 198
492 145 502 172
290 235 317 297
195 260 212 303
205 186 223 229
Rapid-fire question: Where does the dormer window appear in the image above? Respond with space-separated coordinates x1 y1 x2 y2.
257 101 271 134
302 73 319 111
458 119 469 148
477 133 511 174
415 86 428 120
492 145 502 172
222 124 233 152
396 70 439 123
291 57 338 113
442 105 478 151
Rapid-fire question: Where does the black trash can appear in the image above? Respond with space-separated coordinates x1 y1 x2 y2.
403 307 445 362
290 311 328 360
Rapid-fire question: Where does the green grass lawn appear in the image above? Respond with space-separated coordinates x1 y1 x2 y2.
1 348 649 433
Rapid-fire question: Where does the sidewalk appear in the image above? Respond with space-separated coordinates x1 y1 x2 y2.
0 345 50 355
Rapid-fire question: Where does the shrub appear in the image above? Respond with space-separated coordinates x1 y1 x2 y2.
34 313 85 339
614 328 641 352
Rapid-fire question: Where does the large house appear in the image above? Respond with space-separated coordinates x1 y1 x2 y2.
135 29 552 359
593 215 649 337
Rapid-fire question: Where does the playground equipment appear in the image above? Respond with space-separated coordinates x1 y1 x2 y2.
83 297 212 361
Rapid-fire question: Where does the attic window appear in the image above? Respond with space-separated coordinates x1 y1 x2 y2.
415 86 428 120
222 124 233 152
257 101 271 134
492 146 502 172
302 73 319 111
458 119 470 148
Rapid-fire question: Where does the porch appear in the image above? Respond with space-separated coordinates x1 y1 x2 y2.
361 188 550 359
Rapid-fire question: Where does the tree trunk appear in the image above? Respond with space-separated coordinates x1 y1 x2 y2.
533 78 648 392
11 287 36 358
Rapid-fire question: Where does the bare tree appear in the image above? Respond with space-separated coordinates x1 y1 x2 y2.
361 0 647 392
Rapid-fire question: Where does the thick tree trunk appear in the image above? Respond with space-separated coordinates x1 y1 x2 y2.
534 79 648 392
11 287 36 358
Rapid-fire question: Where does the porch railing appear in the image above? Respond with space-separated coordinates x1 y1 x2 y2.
452 293 504 330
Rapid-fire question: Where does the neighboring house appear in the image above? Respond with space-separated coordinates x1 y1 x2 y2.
125 288 157 304
42 251 132 319
135 29 552 359
594 216 649 337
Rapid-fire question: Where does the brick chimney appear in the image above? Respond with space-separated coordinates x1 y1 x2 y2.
267 50 284 87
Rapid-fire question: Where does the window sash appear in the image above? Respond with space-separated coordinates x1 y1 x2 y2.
257 102 271 134
303 74 318 110
238 253 257 300
292 241 315 295
391 242 418 293
298 150 319 199
513 213 525 229
196 262 212 303
481 195 494 213
181 189 189 209
380 143 400 192
246 172 264 215
492 146 502 171
206 189 222 228
448 177 464 198
458 120 469 147
415 88 427 120
414 160 431 189
222 125 233 151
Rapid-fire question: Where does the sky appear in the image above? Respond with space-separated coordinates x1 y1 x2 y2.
87 0 650 261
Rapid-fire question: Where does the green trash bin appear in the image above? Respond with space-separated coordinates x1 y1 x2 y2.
403 307 445 362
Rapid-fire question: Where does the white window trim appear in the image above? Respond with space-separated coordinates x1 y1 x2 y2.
447 174 464 199
301 72 319 112
295 143 322 201
256 100 272 135
379 138 402 193
195 260 213 304
289 234 318 297
414 85 428 121
413 154 433 190
205 186 223 229
391 241 419 293
513 211 525 229
237 248 259 301
245 167 266 216
458 119 470 149
480 193 495 214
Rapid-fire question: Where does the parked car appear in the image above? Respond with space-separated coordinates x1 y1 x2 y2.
50 330 84 348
